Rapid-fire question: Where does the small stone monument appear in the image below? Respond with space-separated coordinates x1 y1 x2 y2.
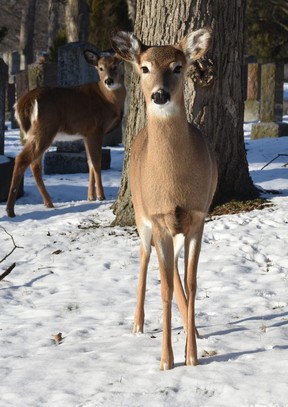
3 51 21 129
0 59 7 156
0 58 23 202
28 60 57 89
244 63 260 122
251 63 288 139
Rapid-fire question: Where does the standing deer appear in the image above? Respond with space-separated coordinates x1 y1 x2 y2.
111 29 217 370
6 51 126 217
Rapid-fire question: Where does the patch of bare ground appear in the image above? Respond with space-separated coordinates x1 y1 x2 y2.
208 198 273 218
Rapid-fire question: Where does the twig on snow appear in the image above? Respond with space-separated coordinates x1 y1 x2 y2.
261 154 288 170
0 225 23 264
0 262 16 281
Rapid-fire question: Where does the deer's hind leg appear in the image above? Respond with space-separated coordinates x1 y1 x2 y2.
133 222 152 334
6 137 47 217
30 155 53 208
184 216 205 366
85 135 105 201
173 234 188 332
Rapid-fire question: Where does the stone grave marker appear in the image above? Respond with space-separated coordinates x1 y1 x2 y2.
251 63 288 139
244 63 260 122
0 58 23 202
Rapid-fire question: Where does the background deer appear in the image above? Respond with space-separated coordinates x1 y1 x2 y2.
6 51 126 217
111 29 218 370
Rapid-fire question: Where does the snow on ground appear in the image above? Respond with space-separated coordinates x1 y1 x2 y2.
0 123 287 407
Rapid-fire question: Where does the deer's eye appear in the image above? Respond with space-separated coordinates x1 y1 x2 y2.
141 66 150 74
173 65 182 74
99 66 104 71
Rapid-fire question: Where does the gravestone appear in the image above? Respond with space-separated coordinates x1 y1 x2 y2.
251 63 288 139
0 59 7 155
6 83 17 128
57 41 99 86
0 59 23 202
284 63 288 115
44 41 112 175
244 63 260 122
28 61 57 89
3 51 21 129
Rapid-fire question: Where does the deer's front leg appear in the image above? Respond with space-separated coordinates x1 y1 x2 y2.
133 243 150 333
154 229 174 370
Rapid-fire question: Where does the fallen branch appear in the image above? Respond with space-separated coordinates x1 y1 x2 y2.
261 154 288 170
0 262 16 281
0 225 23 264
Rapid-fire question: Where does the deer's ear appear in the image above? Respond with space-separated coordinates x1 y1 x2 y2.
110 31 145 63
179 28 212 63
84 50 100 66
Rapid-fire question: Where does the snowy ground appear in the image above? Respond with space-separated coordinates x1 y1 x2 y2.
0 123 287 407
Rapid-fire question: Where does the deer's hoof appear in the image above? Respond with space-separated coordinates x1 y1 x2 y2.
45 202 54 208
160 349 174 370
133 324 144 334
6 208 16 218
160 357 174 371
185 356 199 366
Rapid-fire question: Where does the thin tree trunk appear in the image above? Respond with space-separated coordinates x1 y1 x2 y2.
112 0 259 226
65 0 89 42
78 0 89 42
19 0 37 68
65 0 79 42
126 0 136 26
48 0 61 49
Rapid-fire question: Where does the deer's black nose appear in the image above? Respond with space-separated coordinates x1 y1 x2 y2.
151 89 170 105
105 77 114 86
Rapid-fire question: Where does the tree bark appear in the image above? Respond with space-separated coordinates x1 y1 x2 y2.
48 0 61 49
19 0 37 68
112 0 259 226
65 0 89 42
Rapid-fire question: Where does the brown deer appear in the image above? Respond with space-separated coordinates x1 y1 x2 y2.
111 29 218 370
6 51 126 217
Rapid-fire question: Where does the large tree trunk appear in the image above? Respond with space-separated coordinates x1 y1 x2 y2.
112 0 259 226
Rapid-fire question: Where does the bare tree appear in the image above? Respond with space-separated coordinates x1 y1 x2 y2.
65 0 89 42
48 0 63 48
19 0 37 68
112 0 259 226
126 0 136 26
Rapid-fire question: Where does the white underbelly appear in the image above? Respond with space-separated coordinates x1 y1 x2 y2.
54 133 84 142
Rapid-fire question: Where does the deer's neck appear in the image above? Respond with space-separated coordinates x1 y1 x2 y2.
146 107 190 155
99 81 126 106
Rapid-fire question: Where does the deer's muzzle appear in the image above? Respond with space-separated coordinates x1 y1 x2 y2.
105 77 114 86
151 89 170 105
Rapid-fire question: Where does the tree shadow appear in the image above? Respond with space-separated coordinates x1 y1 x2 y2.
251 168 288 197
0 184 118 222
200 346 288 365
171 310 288 367
228 311 288 325
0 272 53 295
